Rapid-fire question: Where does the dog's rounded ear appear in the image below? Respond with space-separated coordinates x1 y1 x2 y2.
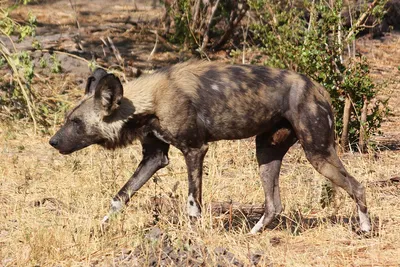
94 73 124 116
85 68 108 95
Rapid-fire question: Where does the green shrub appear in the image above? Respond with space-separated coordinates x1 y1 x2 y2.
248 0 389 151
0 2 38 129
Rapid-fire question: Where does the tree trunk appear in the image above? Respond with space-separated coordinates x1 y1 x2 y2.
340 95 352 151
359 96 368 153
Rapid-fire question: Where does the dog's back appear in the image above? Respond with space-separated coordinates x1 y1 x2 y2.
124 61 332 143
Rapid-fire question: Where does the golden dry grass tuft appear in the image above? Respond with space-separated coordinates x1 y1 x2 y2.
1 122 399 266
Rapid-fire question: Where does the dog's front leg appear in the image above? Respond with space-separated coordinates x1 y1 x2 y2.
102 135 170 224
182 145 209 217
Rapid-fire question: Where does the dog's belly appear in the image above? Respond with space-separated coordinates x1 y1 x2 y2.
193 77 288 141
198 108 281 141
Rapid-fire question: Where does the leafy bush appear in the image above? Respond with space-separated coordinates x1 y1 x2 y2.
0 2 38 126
0 2 68 132
248 0 389 151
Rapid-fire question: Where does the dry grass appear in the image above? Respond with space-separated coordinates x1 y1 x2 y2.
2 2 400 265
1 122 399 266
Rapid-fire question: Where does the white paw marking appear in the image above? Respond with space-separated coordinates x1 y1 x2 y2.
111 199 123 212
211 84 219 91
187 193 201 217
358 208 371 232
101 215 109 224
319 104 329 113
152 130 170 144
327 115 333 129
250 215 265 234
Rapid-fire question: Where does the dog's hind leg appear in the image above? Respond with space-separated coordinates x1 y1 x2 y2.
183 145 209 217
303 145 371 232
291 102 371 232
250 126 297 234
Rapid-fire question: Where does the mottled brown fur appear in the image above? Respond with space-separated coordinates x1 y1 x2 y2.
50 60 371 233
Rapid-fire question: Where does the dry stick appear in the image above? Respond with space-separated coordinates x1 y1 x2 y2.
185 13 200 47
41 49 126 82
241 15 249 64
359 97 368 153
201 0 220 51
348 2 368 153
210 202 264 216
347 3 357 58
68 0 84 51
213 3 249 50
307 0 315 33
337 3 351 152
304 0 315 48
345 0 379 41
150 31 179 51
41 49 91 64
340 95 352 152
0 28 17 53
68 0 80 30
148 30 159 60
107 36 124 65
338 4 343 64
191 0 201 30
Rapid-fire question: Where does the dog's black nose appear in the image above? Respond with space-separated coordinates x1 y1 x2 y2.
49 138 59 148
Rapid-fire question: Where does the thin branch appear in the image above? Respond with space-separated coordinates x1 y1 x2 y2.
0 28 17 53
148 30 159 60
345 0 379 41
201 0 220 51
191 0 201 30
212 1 249 50
107 36 124 65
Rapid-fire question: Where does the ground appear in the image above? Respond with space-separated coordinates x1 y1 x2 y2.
0 0 400 266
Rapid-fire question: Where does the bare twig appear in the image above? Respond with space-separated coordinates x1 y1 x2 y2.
201 0 220 51
68 0 81 30
241 17 249 64
148 30 159 60
191 0 201 30
210 202 264 216
340 95 352 151
212 1 249 50
145 30 179 52
359 96 368 153
345 0 379 41
68 0 84 51
41 49 91 64
107 36 124 65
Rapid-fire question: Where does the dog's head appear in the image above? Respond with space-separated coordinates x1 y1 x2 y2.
49 69 124 154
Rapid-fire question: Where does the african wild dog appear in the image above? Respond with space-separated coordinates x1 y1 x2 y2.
49 61 371 233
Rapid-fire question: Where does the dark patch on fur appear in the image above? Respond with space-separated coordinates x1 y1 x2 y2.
266 119 297 147
297 96 334 156
300 74 315 93
100 114 155 150
85 68 108 95
49 117 101 154
155 65 173 79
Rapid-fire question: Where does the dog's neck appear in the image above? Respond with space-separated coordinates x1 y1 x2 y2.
123 72 168 116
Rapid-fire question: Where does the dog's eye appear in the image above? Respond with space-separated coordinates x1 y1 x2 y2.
71 118 81 124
